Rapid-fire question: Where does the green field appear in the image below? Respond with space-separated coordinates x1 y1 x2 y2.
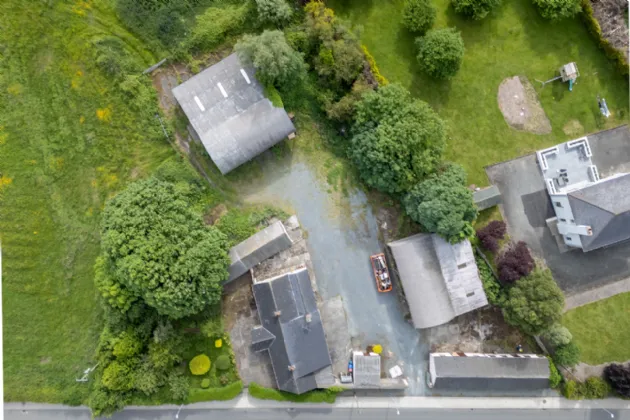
563 293 630 365
328 0 629 184
0 0 174 402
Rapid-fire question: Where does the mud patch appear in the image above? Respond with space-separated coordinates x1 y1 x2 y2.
204 203 227 225
563 119 584 137
498 76 552 134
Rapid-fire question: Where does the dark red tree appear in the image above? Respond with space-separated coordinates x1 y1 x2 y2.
604 363 630 398
497 241 535 285
476 220 507 253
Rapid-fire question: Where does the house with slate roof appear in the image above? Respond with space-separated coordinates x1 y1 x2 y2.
537 137 630 252
251 267 332 394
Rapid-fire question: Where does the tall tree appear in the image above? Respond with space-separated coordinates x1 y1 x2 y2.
350 83 446 194
98 178 230 319
235 30 307 88
403 163 477 242
502 268 565 336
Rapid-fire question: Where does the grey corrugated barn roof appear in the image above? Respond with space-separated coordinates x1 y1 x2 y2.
429 353 550 390
172 53 295 174
388 234 488 329
251 268 332 394
568 173 630 251
226 220 292 283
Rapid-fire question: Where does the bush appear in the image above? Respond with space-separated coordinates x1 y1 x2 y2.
402 0 436 34
248 382 340 403
604 363 630 398
403 164 477 243
533 0 581 20
497 241 535 284
187 381 244 403
548 357 562 389
185 4 250 53
452 0 502 20
236 30 307 88
564 377 610 399
189 354 211 375
553 341 581 367
112 330 143 359
362 46 388 86
416 28 465 79
255 0 293 25
543 323 573 347
215 355 231 371
475 253 506 306
502 268 564 335
476 220 507 253
169 372 190 402
201 379 211 389
102 361 135 392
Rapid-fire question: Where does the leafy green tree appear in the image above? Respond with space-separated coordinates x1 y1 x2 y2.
533 0 581 20
553 341 581 367
235 30 307 88
502 268 565 336
416 28 465 79
543 323 573 347
402 0 437 33
112 330 143 359
255 0 293 24
403 164 477 242
452 0 502 19
350 83 445 194
99 178 230 319
168 372 190 402
102 361 136 392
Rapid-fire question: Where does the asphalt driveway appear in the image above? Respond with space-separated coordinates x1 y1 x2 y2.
486 125 630 294
233 153 428 395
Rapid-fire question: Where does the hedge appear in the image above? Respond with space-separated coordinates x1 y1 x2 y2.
580 0 629 77
563 377 611 399
362 45 389 87
187 381 244 403
248 382 343 403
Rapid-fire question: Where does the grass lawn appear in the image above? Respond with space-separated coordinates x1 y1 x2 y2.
0 0 174 403
328 0 629 185
248 382 342 403
563 292 630 365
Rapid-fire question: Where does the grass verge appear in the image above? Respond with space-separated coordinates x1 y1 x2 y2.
562 292 630 365
248 382 342 403
187 381 244 403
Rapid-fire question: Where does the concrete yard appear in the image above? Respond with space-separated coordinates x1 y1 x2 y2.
233 154 429 395
486 125 630 294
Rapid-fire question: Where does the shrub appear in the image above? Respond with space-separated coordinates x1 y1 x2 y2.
476 253 506 306
186 4 250 53
215 355 231 371
553 341 581 367
564 377 610 399
543 323 573 347
101 361 135 392
255 0 293 25
235 30 307 88
189 354 211 375
112 330 143 359
201 379 211 389
533 0 581 20
452 0 502 20
187 381 244 403
497 241 535 284
324 77 372 122
416 28 465 79
476 220 506 253
169 372 190 402
350 83 446 194
604 363 630 398
402 0 437 34
362 46 388 86
215 338 223 348
200 317 223 339
548 357 562 389
502 268 564 335
403 164 477 243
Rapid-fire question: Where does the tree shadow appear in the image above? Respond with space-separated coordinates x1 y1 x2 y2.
326 0 375 21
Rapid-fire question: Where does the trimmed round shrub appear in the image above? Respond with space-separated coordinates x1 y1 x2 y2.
201 378 211 389
543 323 573 347
189 354 211 375
215 354 231 371
402 0 437 34
452 0 501 20
532 0 581 20
416 28 465 79
553 341 581 367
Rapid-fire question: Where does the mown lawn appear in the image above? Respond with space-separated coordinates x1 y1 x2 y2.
0 0 174 403
563 292 630 365
328 0 629 184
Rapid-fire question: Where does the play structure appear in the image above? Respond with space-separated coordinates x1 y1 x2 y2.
536 62 580 91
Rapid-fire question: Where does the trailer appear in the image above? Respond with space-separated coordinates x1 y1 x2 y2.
370 253 392 292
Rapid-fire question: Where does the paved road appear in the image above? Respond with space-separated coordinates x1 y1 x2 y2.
236 156 428 394
5 407 627 420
